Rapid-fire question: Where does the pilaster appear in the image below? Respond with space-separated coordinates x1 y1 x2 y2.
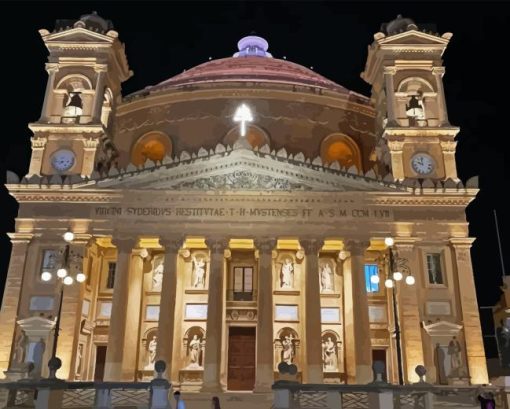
0 233 33 377
449 238 488 384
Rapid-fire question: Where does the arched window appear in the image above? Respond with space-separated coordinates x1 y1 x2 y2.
56 75 93 124
223 125 270 149
320 134 362 171
398 77 434 125
131 131 173 166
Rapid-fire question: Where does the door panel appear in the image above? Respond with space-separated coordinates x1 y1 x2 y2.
227 327 256 390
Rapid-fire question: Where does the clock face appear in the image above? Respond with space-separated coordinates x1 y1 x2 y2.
51 149 75 172
411 153 434 175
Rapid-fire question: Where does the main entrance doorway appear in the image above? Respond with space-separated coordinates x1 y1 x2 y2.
94 345 107 381
227 327 256 390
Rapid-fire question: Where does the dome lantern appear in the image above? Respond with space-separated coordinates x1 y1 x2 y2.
233 35 272 58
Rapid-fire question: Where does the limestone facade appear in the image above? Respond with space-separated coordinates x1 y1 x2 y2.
0 13 488 389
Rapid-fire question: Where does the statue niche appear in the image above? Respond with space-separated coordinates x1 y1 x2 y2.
142 328 158 371
276 253 297 290
190 252 208 289
275 328 299 369
319 258 337 293
183 327 205 369
321 331 341 372
150 254 165 292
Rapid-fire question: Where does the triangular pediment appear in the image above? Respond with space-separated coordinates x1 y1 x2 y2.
422 320 463 337
41 27 114 45
380 30 450 46
84 148 404 193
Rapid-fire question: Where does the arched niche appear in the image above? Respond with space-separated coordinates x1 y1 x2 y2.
131 131 173 166
223 125 270 149
318 257 338 293
275 251 301 290
397 77 435 125
188 250 209 290
321 330 342 373
55 74 93 123
183 326 205 369
320 133 362 172
274 328 300 369
141 327 158 371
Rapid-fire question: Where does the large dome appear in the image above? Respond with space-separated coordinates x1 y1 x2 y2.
151 35 349 94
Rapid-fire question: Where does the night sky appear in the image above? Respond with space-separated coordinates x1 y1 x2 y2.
0 1 507 357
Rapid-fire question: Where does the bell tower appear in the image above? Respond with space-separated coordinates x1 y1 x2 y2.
362 15 459 181
27 12 132 178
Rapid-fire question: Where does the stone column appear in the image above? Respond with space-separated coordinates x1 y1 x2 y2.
394 239 424 383
56 236 90 379
450 238 488 384
27 137 47 177
432 67 449 126
439 140 459 181
202 238 228 392
300 238 324 383
156 236 184 378
383 67 398 126
91 68 107 122
81 138 100 178
344 240 372 383
387 139 405 181
0 233 32 377
104 236 137 381
254 238 277 392
121 248 147 380
40 65 58 122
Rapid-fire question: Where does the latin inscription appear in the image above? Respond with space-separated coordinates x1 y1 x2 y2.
94 206 392 221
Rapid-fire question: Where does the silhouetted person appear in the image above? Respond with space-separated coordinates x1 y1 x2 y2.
496 319 510 368
174 391 186 409
478 392 496 409
211 396 221 409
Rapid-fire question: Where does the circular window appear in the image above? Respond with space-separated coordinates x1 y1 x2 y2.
320 134 362 171
131 132 173 166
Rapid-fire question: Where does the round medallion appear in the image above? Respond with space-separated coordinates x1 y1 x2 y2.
410 153 434 175
51 149 75 172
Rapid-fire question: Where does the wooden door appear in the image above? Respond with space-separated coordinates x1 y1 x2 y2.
94 345 107 381
227 327 256 390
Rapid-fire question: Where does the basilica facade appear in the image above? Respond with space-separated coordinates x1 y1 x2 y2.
0 13 488 391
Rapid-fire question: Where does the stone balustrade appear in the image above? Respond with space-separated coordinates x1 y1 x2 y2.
0 359 171 409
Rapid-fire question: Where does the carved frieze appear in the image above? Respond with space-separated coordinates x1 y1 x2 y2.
226 308 257 322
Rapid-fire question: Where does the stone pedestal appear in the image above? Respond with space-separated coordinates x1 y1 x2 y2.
179 368 204 392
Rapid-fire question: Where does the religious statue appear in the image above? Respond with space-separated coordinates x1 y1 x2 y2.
320 263 334 292
434 343 447 384
188 335 202 367
192 256 206 288
447 336 462 376
280 258 294 289
281 335 295 364
32 338 46 375
75 344 83 377
496 319 510 368
12 331 27 365
152 260 164 291
145 335 158 370
322 337 338 371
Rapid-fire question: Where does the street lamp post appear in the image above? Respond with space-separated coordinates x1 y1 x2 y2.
382 237 415 385
41 232 86 362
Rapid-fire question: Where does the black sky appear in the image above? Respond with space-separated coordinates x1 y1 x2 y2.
0 1 507 357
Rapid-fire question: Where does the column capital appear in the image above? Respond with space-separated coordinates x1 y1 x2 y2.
343 239 370 255
383 66 398 75
159 236 185 252
432 66 446 76
299 238 324 255
254 238 277 253
111 236 138 252
449 237 475 249
7 232 34 244
393 237 421 252
205 237 229 254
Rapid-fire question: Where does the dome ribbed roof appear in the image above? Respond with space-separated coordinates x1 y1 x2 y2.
153 56 348 93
